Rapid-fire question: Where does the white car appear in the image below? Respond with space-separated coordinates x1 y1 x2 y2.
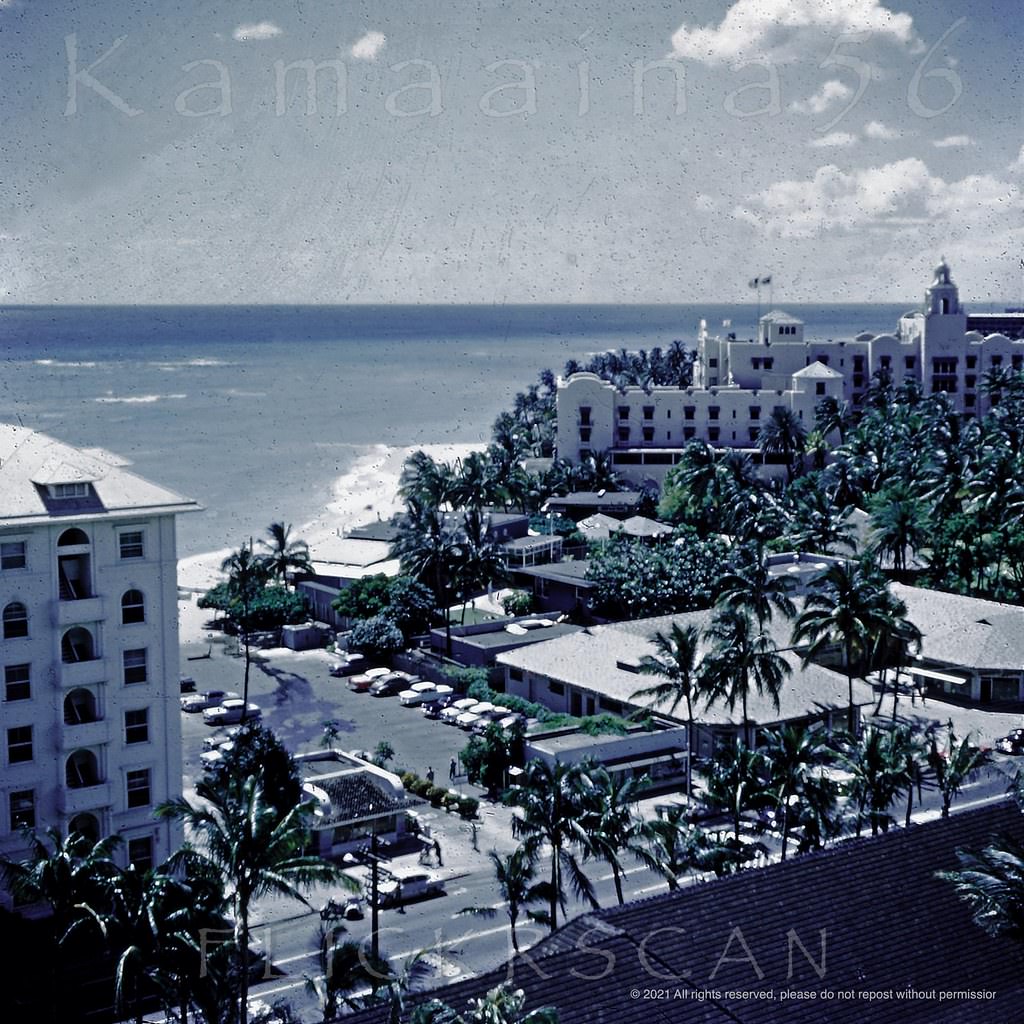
399 681 437 706
202 699 262 726
181 689 239 713
456 711 483 730
440 698 478 724
202 727 241 752
347 666 392 692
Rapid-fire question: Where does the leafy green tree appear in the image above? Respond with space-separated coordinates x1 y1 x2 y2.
157 776 354 1024
331 574 392 621
348 614 405 658
586 529 727 620
387 576 436 637
505 759 600 932
372 740 396 768
205 722 302 822
260 522 313 586
462 721 524 799
501 590 535 616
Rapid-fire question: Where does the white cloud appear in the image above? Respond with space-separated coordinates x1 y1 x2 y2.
790 80 853 115
932 134 975 148
864 120 899 140
232 21 282 42
670 0 919 65
734 158 1020 238
1010 145 1024 174
350 31 387 61
809 131 858 148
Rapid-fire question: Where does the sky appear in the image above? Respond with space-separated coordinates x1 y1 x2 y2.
0 0 1021 305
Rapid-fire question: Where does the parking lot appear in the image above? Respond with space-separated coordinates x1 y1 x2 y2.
178 610 477 792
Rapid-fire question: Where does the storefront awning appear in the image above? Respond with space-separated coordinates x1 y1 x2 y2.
905 666 970 686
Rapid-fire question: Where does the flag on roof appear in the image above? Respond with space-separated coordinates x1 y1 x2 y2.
748 277 760 289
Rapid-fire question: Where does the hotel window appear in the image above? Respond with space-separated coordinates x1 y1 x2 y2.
579 427 591 443
991 355 1003 367
684 406 695 420
773 405 785 416
121 589 145 625
1014 355 1023 370
509 668 523 682
708 358 718 368
763 358 774 370
617 406 630 420
965 354 977 369
853 355 865 368
751 358 761 370
0 541 26 571
853 375 865 389
816 382 826 396
880 356 891 369
666 431 671 440
579 406 591 426
643 405 654 420
548 681 565 696
119 531 145 560
9 790 34 831
123 648 148 686
7 726 33 765
642 427 655 442
965 375 976 389
3 602 28 640
749 406 760 419
127 836 154 871
708 427 720 442
708 406 720 421
666 409 671 419
965 393 976 407
617 427 630 443
813 356 824 366
905 356 916 370
749 428 760 442
124 709 149 745
683 427 695 440
126 769 151 809
5 664 30 702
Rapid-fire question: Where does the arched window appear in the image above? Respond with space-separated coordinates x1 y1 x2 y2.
3 601 28 639
121 589 145 625
65 749 100 789
61 626 95 663
69 812 100 844
58 528 90 547
64 688 98 725
941 297 949 314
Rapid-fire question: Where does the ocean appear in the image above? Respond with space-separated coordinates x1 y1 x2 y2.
0 303 907 556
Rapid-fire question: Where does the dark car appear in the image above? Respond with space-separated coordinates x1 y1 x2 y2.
995 729 1024 755
179 676 197 693
329 653 367 678
422 693 457 719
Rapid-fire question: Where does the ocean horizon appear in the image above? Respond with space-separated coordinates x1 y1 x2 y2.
0 302 921 557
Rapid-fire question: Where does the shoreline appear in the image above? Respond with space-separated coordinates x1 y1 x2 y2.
176 441 484 594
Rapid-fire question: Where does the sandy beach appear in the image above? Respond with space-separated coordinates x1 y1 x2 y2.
176 441 483 595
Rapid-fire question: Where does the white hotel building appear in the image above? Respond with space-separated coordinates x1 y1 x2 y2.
0 425 198 891
556 261 1024 481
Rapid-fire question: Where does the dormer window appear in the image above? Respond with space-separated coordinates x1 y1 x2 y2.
51 483 90 499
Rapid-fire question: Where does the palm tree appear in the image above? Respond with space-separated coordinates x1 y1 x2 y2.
715 550 796 632
867 484 929 581
928 723 991 818
157 776 354 1024
632 623 702 795
305 933 394 1021
221 543 271 718
758 407 808 483
260 522 312 586
838 727 906 837
459 846 551 953
0 827 122 1023
505 759 599 933
583 769 649 905
637 806 718 891
814 395 853 445
792 559 889 732
761 725 832 860
701 607 790 748
889 723 930 829
411 983 559 1024
939 835 1024 945
703 743 768 844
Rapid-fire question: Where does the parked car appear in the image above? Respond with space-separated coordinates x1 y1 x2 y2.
456 710 484 730
422 692 457 719
179 675 197 693
370 671 417 697
329 653 367 678
347 666 392 692
320 895 365 921
374 870 444 908
203 699 262 726
181 689 239 713
202 727 241 752
399 681 437 706
471 708 519 735
440 698 478 724
995 729 1024 755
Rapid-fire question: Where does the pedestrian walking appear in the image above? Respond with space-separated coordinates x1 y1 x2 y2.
433 838 443 867
426 765 435 783
449 756 457 780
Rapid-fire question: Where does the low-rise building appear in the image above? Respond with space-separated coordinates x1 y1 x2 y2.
428 615 582 667
0 424 199 894
509 560 597 620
